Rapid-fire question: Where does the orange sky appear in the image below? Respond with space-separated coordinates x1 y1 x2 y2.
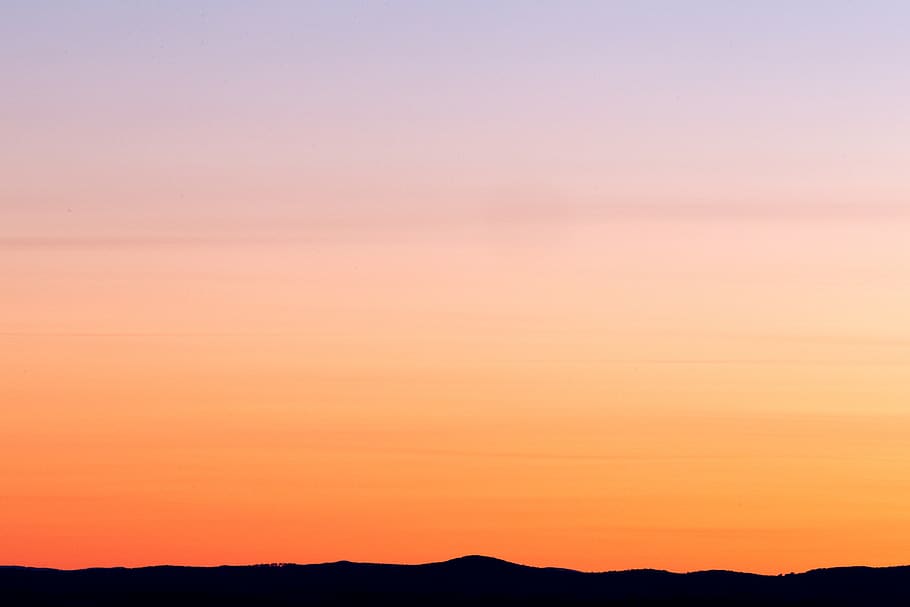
3 2 910 574
4 221 910 573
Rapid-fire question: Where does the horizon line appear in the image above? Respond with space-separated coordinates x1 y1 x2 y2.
6 554 909 577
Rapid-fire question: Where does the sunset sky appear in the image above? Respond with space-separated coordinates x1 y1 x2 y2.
3 2 910 574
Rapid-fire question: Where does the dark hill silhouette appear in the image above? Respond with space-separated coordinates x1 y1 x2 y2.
3 556 910 606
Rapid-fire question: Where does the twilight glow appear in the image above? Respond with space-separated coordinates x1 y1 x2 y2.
3 1 910 574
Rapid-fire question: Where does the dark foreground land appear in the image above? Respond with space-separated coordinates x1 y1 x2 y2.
3 555 910 606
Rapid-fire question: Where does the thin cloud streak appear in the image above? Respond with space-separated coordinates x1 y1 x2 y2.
3 202 909 249
306 445 858 462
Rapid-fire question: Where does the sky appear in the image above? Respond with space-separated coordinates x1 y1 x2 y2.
3 1 910 574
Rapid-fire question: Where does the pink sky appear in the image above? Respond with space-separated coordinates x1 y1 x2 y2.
3 2 910 573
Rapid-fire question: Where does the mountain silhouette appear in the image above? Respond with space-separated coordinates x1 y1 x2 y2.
3 555 910 605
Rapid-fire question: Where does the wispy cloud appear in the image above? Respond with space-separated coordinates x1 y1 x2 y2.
4 201 908 249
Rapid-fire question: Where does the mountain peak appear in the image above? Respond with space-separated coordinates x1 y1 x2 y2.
439 555 525 568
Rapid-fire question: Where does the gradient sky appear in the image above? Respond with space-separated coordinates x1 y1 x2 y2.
3 1 910 574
